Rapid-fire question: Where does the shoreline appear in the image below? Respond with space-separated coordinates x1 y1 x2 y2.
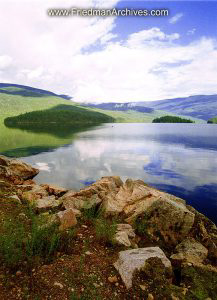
0 155 217 299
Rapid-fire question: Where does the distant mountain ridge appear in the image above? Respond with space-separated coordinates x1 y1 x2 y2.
84 102 154 113
86 95 217 121
0 83 71 100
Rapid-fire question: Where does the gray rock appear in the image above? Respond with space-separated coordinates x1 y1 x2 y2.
171 237 208 264
33 196 62 212
138 198 195 245
114 247 172 289
113 224 136 247
0 155 39 180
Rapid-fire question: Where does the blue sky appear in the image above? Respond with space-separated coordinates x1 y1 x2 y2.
115 1 217 45
0 0 217 102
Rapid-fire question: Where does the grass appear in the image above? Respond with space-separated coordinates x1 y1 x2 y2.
0 208 61 270
94 218 117 244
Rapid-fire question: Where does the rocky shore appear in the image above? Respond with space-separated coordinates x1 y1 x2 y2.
0 155 217 300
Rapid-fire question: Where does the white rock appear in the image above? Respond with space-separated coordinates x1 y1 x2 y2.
114 247 172 289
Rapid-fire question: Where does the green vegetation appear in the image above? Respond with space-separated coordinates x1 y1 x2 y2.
152 115 194 123
207 117 217 124
0 211 61 270
4 105 114 127
94 218 117 244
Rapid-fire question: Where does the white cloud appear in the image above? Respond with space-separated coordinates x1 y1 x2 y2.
100 33 118 44
169 13 184 24
0 1 217 103
187 28 196 35
127 28 180 48
0 55 12 69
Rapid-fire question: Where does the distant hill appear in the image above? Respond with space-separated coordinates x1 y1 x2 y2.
4 105 114 129
152 116 194 123
85 102 154 113
0 83 71 100
133 95 217 121
86 95 217 121
207 117 217 124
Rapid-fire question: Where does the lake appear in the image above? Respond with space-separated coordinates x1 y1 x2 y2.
1 122 217 224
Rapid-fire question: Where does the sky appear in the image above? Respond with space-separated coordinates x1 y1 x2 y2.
0 0 217 103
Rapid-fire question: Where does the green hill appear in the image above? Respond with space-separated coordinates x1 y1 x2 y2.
0 83 205 125
207 117 217 124
4 105 114 128
152 116 194 123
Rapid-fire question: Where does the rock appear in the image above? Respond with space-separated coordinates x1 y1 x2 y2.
188 208 217 261
34 196 62 212
108 276 118 283
171 237 208 264
9 194 22 204
22 185 49 203
147 294 154 300
100 179 185 219
61 176 123 210
41 184 68 196
139 284 147 291
61 176 123 214
0 155 39 180
114 247 172 289
16 271 22 276
57 209 77 231
134 198 195 246
54 282 63 289
113 224 136 247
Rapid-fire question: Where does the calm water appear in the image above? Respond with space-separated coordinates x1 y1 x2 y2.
1 123 217 224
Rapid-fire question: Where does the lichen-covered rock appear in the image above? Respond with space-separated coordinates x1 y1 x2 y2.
41 184 68 197
22 185 49 203
0 155 39 180
187 206 217 262
32 196 62 212
57 209 77 231
114 247 172 289
113 224 136 247
171 237 208 264
135 198 195 246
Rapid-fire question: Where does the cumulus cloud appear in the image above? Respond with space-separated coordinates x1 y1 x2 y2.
127 28 180 48
169 13 184 24
0 1 217 102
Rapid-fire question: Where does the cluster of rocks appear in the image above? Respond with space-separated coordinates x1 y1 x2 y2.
1 155 217 298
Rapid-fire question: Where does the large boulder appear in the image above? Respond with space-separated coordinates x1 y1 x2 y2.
60 176 123 213
99 178 187 222
170 237 208 264
134 198 195 246
0 155 39 180
114 247 172 289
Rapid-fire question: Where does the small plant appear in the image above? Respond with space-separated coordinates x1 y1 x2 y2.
134 214 149 235
0 218 25 269
94 217 117 244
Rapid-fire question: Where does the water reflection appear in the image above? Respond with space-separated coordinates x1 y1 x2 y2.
16 123 217 224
